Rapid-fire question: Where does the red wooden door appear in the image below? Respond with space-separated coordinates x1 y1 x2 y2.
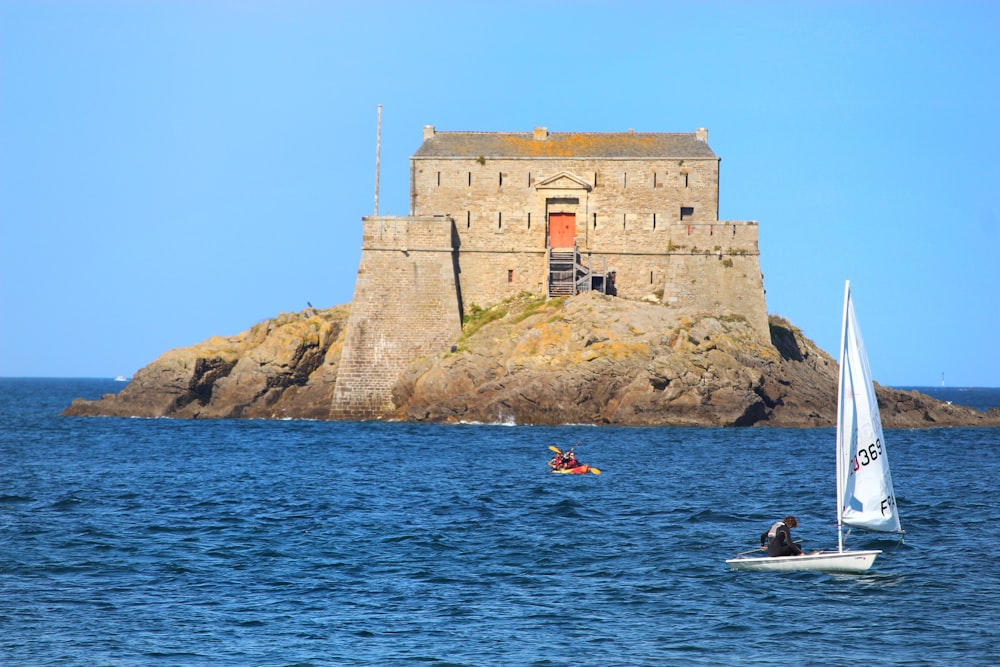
548 213 576 248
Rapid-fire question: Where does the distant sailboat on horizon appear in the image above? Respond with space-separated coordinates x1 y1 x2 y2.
726 280 903 573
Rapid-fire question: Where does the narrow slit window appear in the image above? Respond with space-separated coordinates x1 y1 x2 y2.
623 172 627 188
499 172 503 187
594 172 598 187
467 211 471 229
653 213 657 229
653 172 657 188
508 269 514 283
593 212 597 229
498 212 502 229
436 171 441 186
623 213 627 230
528 172 532 186
684 172 689 188
527 212 531 229
468 172 472 186
650 271 654 285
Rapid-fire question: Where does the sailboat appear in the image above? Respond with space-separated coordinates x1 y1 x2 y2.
726 281 902 573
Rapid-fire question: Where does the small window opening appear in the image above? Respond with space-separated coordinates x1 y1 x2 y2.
594 172 598 187
498 212 502 229
468 172 472 186
528 172 532 186
653 213 657 229
499 172 503 187
650 271 654 285
436 171 441 186
623 213 627 230
623 172 628 188
466 211 471 229
653 172 657 188
527 212 531 229
593 212 597 229
680 206 694 221
684 172 689 188
508 269 514 283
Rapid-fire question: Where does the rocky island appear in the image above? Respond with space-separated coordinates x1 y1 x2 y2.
62 125 1000 428
64 292 1000 428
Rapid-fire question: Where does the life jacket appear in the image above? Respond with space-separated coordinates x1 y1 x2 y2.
766 521 785 541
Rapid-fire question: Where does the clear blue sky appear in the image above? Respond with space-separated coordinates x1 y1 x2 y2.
1 1 997 387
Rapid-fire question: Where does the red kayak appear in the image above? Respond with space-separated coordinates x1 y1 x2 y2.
551 464 601 475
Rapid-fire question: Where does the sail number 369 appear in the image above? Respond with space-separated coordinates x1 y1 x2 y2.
852 439 883 471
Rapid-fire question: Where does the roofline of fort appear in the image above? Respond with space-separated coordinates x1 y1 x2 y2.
411 155 721 161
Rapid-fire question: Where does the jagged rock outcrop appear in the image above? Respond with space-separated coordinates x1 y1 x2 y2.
66 306 350 420
64 293 1000 427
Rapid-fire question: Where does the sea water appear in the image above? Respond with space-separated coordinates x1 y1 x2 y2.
2 378 999 666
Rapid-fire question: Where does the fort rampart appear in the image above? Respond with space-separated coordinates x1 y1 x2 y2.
330 216 461 419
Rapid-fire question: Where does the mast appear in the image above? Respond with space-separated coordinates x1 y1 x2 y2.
374 104 382 217
836 280 851 553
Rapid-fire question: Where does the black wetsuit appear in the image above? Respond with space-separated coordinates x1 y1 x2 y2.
760 522 802 557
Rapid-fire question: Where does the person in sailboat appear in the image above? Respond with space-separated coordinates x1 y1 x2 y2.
760 515 804 557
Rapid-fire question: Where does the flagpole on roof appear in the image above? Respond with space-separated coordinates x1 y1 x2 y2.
374 104 382 217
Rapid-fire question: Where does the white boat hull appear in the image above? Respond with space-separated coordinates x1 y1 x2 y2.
726 549 881 573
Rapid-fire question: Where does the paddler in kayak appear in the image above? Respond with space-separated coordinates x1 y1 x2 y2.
547 444 602 475
548 449 580 470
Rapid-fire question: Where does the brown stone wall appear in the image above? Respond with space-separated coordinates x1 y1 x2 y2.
407 154 766 338
411 156 720 225
331 216 462 419
455 247 548 309
411 155 725 311
658 247 769 338
579 221 768 339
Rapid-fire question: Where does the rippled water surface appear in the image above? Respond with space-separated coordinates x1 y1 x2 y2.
2 379 999 665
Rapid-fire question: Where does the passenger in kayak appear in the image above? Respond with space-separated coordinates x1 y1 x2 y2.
760 515 804 557
548 450 580 470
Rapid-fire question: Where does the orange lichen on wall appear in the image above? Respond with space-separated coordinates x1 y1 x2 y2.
497 133 684 157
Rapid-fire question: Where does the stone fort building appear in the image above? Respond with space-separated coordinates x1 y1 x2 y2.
332 126 768 419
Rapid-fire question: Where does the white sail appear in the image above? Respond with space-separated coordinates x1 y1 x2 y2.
836 281 901 535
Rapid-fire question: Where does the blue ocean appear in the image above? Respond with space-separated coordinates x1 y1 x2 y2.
2 379 999 666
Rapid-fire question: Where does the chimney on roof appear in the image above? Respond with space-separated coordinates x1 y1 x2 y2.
533 126 548 141
695 127 708 142
423 125 435 141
